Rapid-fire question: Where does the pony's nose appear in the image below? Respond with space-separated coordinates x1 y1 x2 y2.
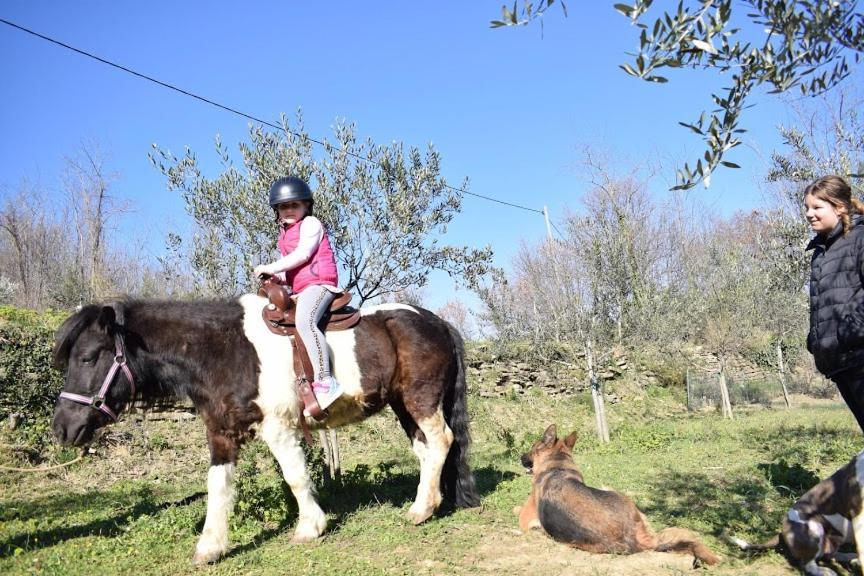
52 416 70 445
52 411 81 446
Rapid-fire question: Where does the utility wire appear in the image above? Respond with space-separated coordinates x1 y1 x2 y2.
0 17 545 215
551 221 566 241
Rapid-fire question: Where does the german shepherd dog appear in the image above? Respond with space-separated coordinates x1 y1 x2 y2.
514 424 719 567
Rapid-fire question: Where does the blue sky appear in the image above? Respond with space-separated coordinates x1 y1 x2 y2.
0 2 854 310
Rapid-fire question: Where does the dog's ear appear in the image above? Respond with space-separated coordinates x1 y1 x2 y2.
542 424 557 444
563 431 577 449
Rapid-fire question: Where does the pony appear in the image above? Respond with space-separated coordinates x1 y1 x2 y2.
51 294 479 564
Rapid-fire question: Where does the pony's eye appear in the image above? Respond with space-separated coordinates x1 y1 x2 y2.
80 356 97 365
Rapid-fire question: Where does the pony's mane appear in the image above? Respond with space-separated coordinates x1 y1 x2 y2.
53 301 128 369
54 305 99 369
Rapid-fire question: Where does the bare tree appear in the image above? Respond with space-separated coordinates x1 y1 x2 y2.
61 144 129 303
0 146 178 309
0 185 63 308
436 298 475 341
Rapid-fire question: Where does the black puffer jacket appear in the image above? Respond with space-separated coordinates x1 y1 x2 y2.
807 216 864 377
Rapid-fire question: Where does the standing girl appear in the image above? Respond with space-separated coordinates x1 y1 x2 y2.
254 176 343 414
805 175 864 432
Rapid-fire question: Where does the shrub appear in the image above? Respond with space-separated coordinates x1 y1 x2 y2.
728 377 777 406
0 306 69 425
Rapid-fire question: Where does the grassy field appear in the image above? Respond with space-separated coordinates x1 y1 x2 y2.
1 387 862 576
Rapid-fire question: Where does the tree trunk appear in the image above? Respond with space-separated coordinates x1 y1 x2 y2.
776 341 791 409
89 182 106 299
718 368 734 419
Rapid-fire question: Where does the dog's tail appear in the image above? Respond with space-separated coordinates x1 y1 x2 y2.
655 527 720 566
725 532 781 553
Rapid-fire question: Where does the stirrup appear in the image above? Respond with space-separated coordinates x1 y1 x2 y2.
299 380 327 421
305 380 343 415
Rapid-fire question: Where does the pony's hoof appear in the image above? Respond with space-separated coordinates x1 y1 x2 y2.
193 530 227 565
407 504 434 525
290 512 327 543
290 532 320 544
192 550 222 566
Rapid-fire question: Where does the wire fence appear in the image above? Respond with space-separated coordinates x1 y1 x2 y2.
685 368 837 411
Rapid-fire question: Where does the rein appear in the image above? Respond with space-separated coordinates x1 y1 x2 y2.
59 332 135 422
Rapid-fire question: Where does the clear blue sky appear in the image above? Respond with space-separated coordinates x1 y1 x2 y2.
0 2 854 310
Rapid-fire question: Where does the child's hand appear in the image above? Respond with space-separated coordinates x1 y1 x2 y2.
254 264 276 279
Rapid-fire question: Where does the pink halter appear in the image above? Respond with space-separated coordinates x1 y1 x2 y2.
59 332 135 422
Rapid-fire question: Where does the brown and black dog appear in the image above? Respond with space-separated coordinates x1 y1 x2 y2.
514 424 719 567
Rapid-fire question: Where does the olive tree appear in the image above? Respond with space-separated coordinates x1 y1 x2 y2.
493 0 864 190
150 113 493 303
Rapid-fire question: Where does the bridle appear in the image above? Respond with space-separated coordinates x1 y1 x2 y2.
59 332 135 422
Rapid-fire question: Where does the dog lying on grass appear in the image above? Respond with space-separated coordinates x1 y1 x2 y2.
513 424 719 568
731 450 864 576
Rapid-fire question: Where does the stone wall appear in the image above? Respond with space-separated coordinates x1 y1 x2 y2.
466 343 781 399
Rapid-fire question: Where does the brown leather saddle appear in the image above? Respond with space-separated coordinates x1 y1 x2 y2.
257 279 360 421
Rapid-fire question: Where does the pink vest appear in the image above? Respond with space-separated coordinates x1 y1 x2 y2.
277 218 338 294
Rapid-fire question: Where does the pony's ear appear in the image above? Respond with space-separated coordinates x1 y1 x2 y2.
542 424 557 445
563 431 578 449
97 306 116 332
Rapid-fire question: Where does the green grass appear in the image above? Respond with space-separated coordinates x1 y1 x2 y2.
1 393 860 575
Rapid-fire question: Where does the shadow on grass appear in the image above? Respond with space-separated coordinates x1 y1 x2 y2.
747 422 859 466
226 464 514 559
757 460 820 496
0 488 205 558
320 463 512 529
639 470 782 543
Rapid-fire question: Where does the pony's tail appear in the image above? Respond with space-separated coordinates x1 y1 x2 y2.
655 527 719 566
441 322 480 508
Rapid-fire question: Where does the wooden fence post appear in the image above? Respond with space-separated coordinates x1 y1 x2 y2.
776 341 791 409
686 368 691 411
586 337 609 443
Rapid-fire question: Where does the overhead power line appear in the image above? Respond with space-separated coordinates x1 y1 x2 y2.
0 17 544 215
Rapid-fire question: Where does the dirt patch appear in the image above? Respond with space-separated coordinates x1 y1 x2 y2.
462 527 797 576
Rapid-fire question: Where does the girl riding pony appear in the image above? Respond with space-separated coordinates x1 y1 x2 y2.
254 176 343 415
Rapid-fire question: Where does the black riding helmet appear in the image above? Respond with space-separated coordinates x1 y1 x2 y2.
268 176 313 206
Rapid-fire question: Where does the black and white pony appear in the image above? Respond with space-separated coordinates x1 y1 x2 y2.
51 294 479 564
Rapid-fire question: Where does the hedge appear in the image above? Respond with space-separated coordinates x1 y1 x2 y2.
0 306 69 424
